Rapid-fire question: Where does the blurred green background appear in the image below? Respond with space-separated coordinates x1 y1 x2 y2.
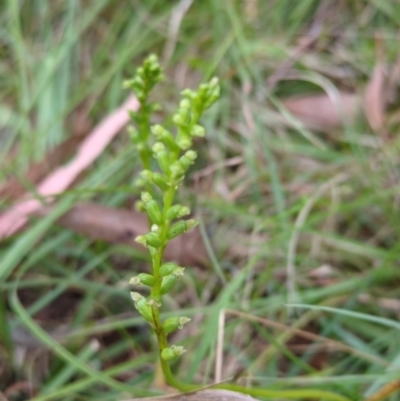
1 1 400 400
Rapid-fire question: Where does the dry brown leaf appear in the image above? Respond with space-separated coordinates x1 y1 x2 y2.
0 95 139 239
364 62 386 135
38 203 209 267
127 389 259 401
283 92 361 132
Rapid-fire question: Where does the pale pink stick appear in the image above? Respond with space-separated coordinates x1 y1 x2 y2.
0 95 139 239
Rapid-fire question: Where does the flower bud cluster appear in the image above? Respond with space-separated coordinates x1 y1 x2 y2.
130 292 154 323
125 55 220 363
124 54 165 169
123 54 164 103
174 77 220 150
160 264 185 294
130 262 190 337
134 189 197 250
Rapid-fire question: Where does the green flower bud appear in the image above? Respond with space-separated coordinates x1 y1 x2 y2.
152 172 170 191
135 233 162 248
178 151 197 171
138 273 155 287
152 142 170 174
178 156 191 171
166 205 181 221
146 54 158 66
166 204 190 221
159 262 178 277
176 135 192 150
167 221 186 239
155 150 170 175
160 274 178 295
135 78 144 90
150 124 164 137
170 162 185 180
140 170 153 181
162 317 180 335
185 150 197 161
161 347 177 361
171 221 189 239
162 316 191 334
161 345 186 361
191 124 205 137
145 232 162 248
181 88 195 99
179 105 190 119
131 292 153 322
172 113 185 126
141 192 153 203
151 125 179 151
135 200 146 212
167 219 198 239
179 99 190 110
134 76 145 88
198 82 207 92
152 141 165 153
145 200 163 225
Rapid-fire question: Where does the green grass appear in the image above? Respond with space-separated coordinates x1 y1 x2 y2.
2 0 400 400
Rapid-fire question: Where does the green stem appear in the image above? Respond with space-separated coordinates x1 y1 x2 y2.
150 185 177 354
162 366 351 401
159 360 351 401
139 108 152 170
218 383 352 401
